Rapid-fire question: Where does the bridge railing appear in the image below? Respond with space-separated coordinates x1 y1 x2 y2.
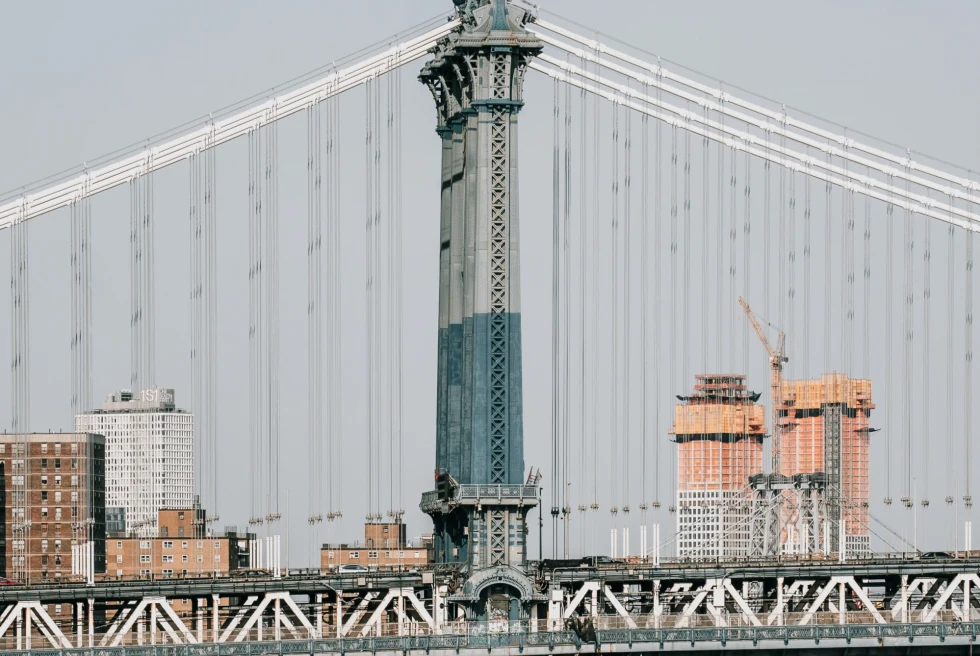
3 621 979 654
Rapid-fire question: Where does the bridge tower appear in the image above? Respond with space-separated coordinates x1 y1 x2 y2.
419 0 543 619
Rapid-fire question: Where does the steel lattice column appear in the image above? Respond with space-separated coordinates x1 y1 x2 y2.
420 0 541 575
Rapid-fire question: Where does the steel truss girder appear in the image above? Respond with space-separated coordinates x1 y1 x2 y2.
548 571 980 629
0 19 460 229
0 601 73 649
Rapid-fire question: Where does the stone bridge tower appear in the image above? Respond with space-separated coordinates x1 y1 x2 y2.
419 0 543 620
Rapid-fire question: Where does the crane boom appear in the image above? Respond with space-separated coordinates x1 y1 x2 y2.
738 297 788 473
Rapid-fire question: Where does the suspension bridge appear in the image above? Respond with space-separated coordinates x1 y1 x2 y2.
0 0 978 652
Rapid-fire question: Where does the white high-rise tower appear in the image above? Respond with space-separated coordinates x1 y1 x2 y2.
76 388 194 537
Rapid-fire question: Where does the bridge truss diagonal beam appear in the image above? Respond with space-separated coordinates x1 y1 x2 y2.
0 17 460 229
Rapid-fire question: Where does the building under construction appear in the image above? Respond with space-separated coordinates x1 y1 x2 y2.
776 373 874 557
670 375 765 559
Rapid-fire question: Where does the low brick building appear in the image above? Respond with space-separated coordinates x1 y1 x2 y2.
321 523 432 571
0 433 106 583
106 506 251 579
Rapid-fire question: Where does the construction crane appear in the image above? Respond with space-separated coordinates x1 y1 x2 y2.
739 297 789 473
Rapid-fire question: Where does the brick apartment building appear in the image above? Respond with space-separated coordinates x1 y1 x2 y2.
0 433 106 583
106 506 251 579
321 523 432 571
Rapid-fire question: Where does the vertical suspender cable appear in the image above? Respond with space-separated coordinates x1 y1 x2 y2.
885 176 894 505
579 56 589 551
922 198 931 508
966 201 974 509
190 152 201 509
902 171 913 508
669 121 677 515
590 52 600 520
653 69 662 512
824 146 832 373
701 106 708 375
788 163 796 377
375 77 382 524
207 132 218 525
248 128 257 527
640 82 649 521
551 76 560 554
395 63 405 523
623 98 632 519
946 200 954 507
718 93 725 369
563 69 572 553
743 131 751 376
610 100 619 520
387 67 395 519
729 141 737 373
863 172 871 380
682 111 691 409
332 87 344 522
803 156 811 381
365 79 375 522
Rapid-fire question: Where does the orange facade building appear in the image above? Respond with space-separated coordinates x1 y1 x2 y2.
670 375 765 558
778 374 873 556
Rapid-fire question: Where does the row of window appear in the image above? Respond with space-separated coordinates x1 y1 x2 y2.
125 540 221 551
339 551 422 560
0 443 80 455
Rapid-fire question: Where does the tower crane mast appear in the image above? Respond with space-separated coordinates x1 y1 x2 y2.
739 297 789 473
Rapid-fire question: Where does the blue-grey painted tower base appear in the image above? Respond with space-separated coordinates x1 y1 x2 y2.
419 0 543 621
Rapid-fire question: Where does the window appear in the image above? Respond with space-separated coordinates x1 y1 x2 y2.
182 554 188 563
196 541 203 549
54 539 61 551
70 491 78 503
162 569 174 577
54 555 62 566
55 604 62 615
178 512 184 520
182 541 188 549
54 491 62 503
71 443 78 455
40 540 48 552
54 443 61 455
140 555 151 563
140 541 151 549
197 555 203 563
140 569 151 577
214 554 221 562
214 541 220 550
70 458 77 470
41 507 48 518
40 475 47 486
41 458 48 469
116 569 123 577
55 508 62 520
414 552 420 559
328 552 335 559
71 475 78 486
162 541 173 549
41 443 48 454
349 552 359 559
41 491 48 502
162 555 174 563
12 475 24 487
55 475 61 486
367 551 378 559
115 555 123 564
182 569 188 576
116 541 122 549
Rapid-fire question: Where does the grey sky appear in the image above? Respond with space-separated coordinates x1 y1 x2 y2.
0 1 978 566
